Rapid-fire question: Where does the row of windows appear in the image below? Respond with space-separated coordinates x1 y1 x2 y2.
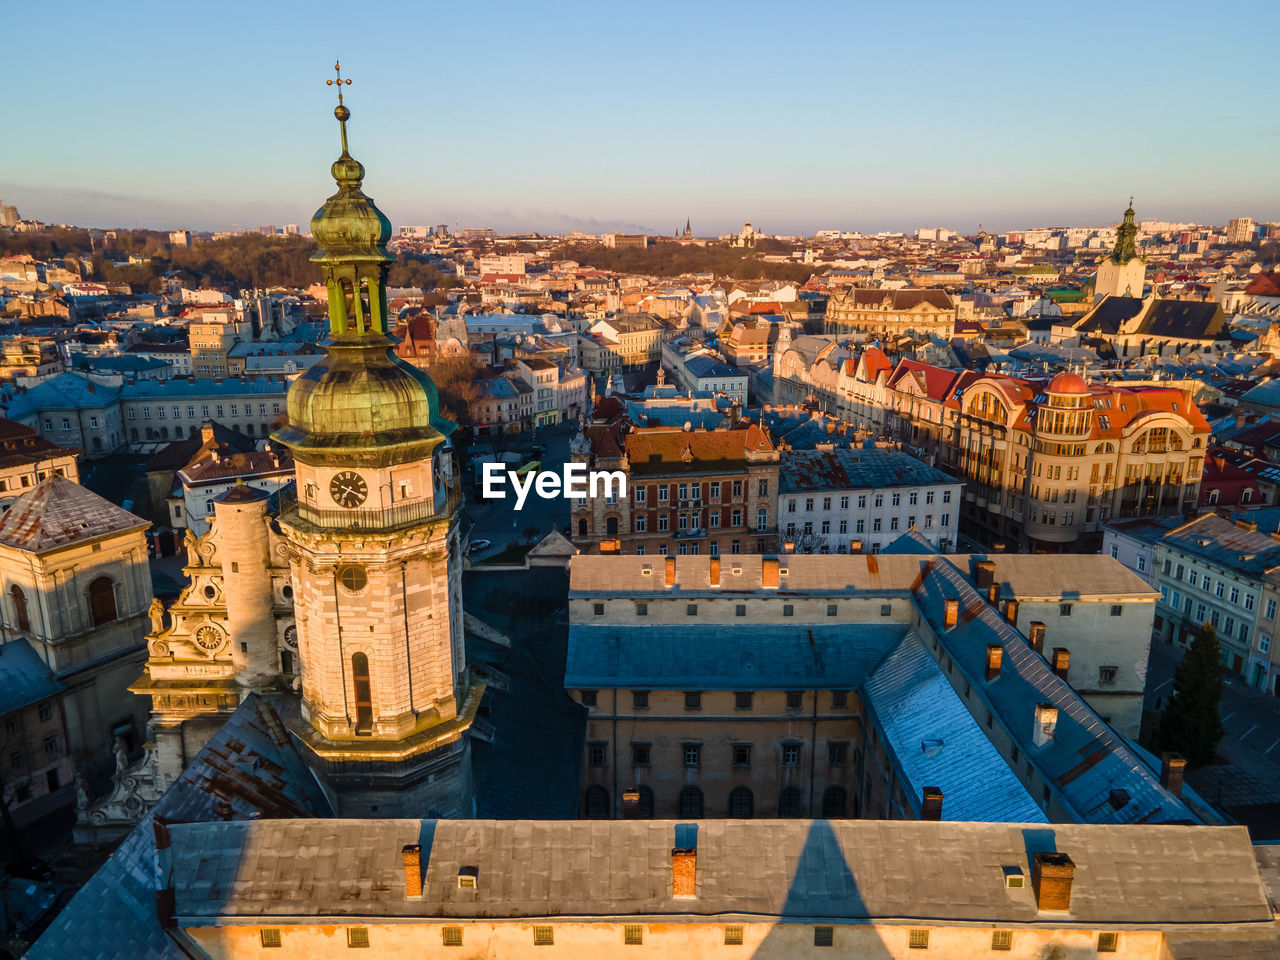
125 401 282 421
585 784 848 819
589 739 850 769
591 602 895 620
786 514 949 536
581 688 849 711
1162 560 1257 611
786 490 950 512
633 480 764 504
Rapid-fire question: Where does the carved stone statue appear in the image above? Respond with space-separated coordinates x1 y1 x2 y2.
184 528 199 563
148 597 166 636
113 735 129 775
75 773 90 811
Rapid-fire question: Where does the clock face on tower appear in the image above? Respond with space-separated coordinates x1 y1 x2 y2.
329 470 369 509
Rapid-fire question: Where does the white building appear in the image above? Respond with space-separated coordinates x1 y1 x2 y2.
778 448 962 554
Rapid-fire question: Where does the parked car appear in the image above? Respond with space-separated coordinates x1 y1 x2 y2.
467 539 492 554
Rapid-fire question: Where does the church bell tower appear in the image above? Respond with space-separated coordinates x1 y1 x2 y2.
272 64 477 816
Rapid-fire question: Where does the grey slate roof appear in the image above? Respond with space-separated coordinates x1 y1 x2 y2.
780 448 959 495
0 639 64 714
0 475 149 552
1157 512 1280 578
165 818 1273 927
565 623 906 690
914 559 1211 825
27 694 330 960
861 633 1047 823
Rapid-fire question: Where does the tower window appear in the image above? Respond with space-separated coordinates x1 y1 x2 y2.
351 653 372 734
337 565 367 593
88 577 117 626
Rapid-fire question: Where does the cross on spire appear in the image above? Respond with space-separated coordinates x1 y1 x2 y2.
326 61 352 105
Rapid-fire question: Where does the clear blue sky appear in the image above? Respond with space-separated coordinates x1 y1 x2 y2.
6 0 1277 236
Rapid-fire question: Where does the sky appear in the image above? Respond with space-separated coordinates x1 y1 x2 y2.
5 0 1278 237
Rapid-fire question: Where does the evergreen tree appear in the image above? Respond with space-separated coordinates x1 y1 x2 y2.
1157 623 1225 767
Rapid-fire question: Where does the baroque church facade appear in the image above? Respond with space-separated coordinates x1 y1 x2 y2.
121 71 477 822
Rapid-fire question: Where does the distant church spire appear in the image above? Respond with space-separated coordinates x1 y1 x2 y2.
1111 196 1139 264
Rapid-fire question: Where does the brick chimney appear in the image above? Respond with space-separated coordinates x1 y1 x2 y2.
1004 599 1019 624
1051 648 1070 680
709 557 720 587
986 644 1003 681
1160 752 1187 798
600 538 621 554
974 559 996 591
849 539 863 554
664 556 676 587
943 597 959 630
1032 852 1076 912
987 582 999 604
1033 702 1058 747
1028 621 1045 653
402 844 423 898
921 786 943 821
762 556 780 588
783 540 795 554
201 420 215 444
672 847 697 898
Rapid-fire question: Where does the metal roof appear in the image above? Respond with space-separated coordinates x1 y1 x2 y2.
565 623 906 690
27 694 331 960
861 633 1047 823
914 559 1212 826
0 639 64 714
165 818 1273 928
780 448 959 495
0 474 148 552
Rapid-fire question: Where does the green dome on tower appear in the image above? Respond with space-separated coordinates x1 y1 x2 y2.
273 63 454 464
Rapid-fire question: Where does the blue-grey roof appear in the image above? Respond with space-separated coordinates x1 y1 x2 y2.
121 377 289 399
0 639 64 714
1239 379 1280 410
881 528 938 555
684 355 740 379
862 633 1047 823
913 559 1212 825
28 694 330 960
780 448 960 495
78 355 171 374
565 623 907 690
1 373 120 419
1157 513 1280 577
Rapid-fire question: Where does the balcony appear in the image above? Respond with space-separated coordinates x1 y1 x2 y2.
279 480 462 534
675 527 708 539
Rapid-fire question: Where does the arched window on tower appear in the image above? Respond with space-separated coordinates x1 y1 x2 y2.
351 652 372 734
88 577 117 626
729 785 754 818
11 584 29 633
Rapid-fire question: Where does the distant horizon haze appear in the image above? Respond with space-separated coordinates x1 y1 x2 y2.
7 0 1278 236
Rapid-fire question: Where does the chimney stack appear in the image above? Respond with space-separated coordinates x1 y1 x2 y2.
987 582 999 604
402 844 423 898
1160 752 1187 798
762 556 780 588
1004 599 1019 624
974 559 996 591
986 644 1003 681
1032 852 1076 912
672 847 697 898
849 539 863 554
1033 702 1058 747
214 800 233 821
1028 621 1045 653
664 556 676 587
783 540 796 554
622 788 640 819
1051 648 1070 681
709 557 721 587
921 786 943 821
944 597 959 630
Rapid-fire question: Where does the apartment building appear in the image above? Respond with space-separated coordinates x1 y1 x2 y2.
661 338 748 404
569 422 779 557
824 287 956 338
778 448 961 553
1150 513 1280 694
